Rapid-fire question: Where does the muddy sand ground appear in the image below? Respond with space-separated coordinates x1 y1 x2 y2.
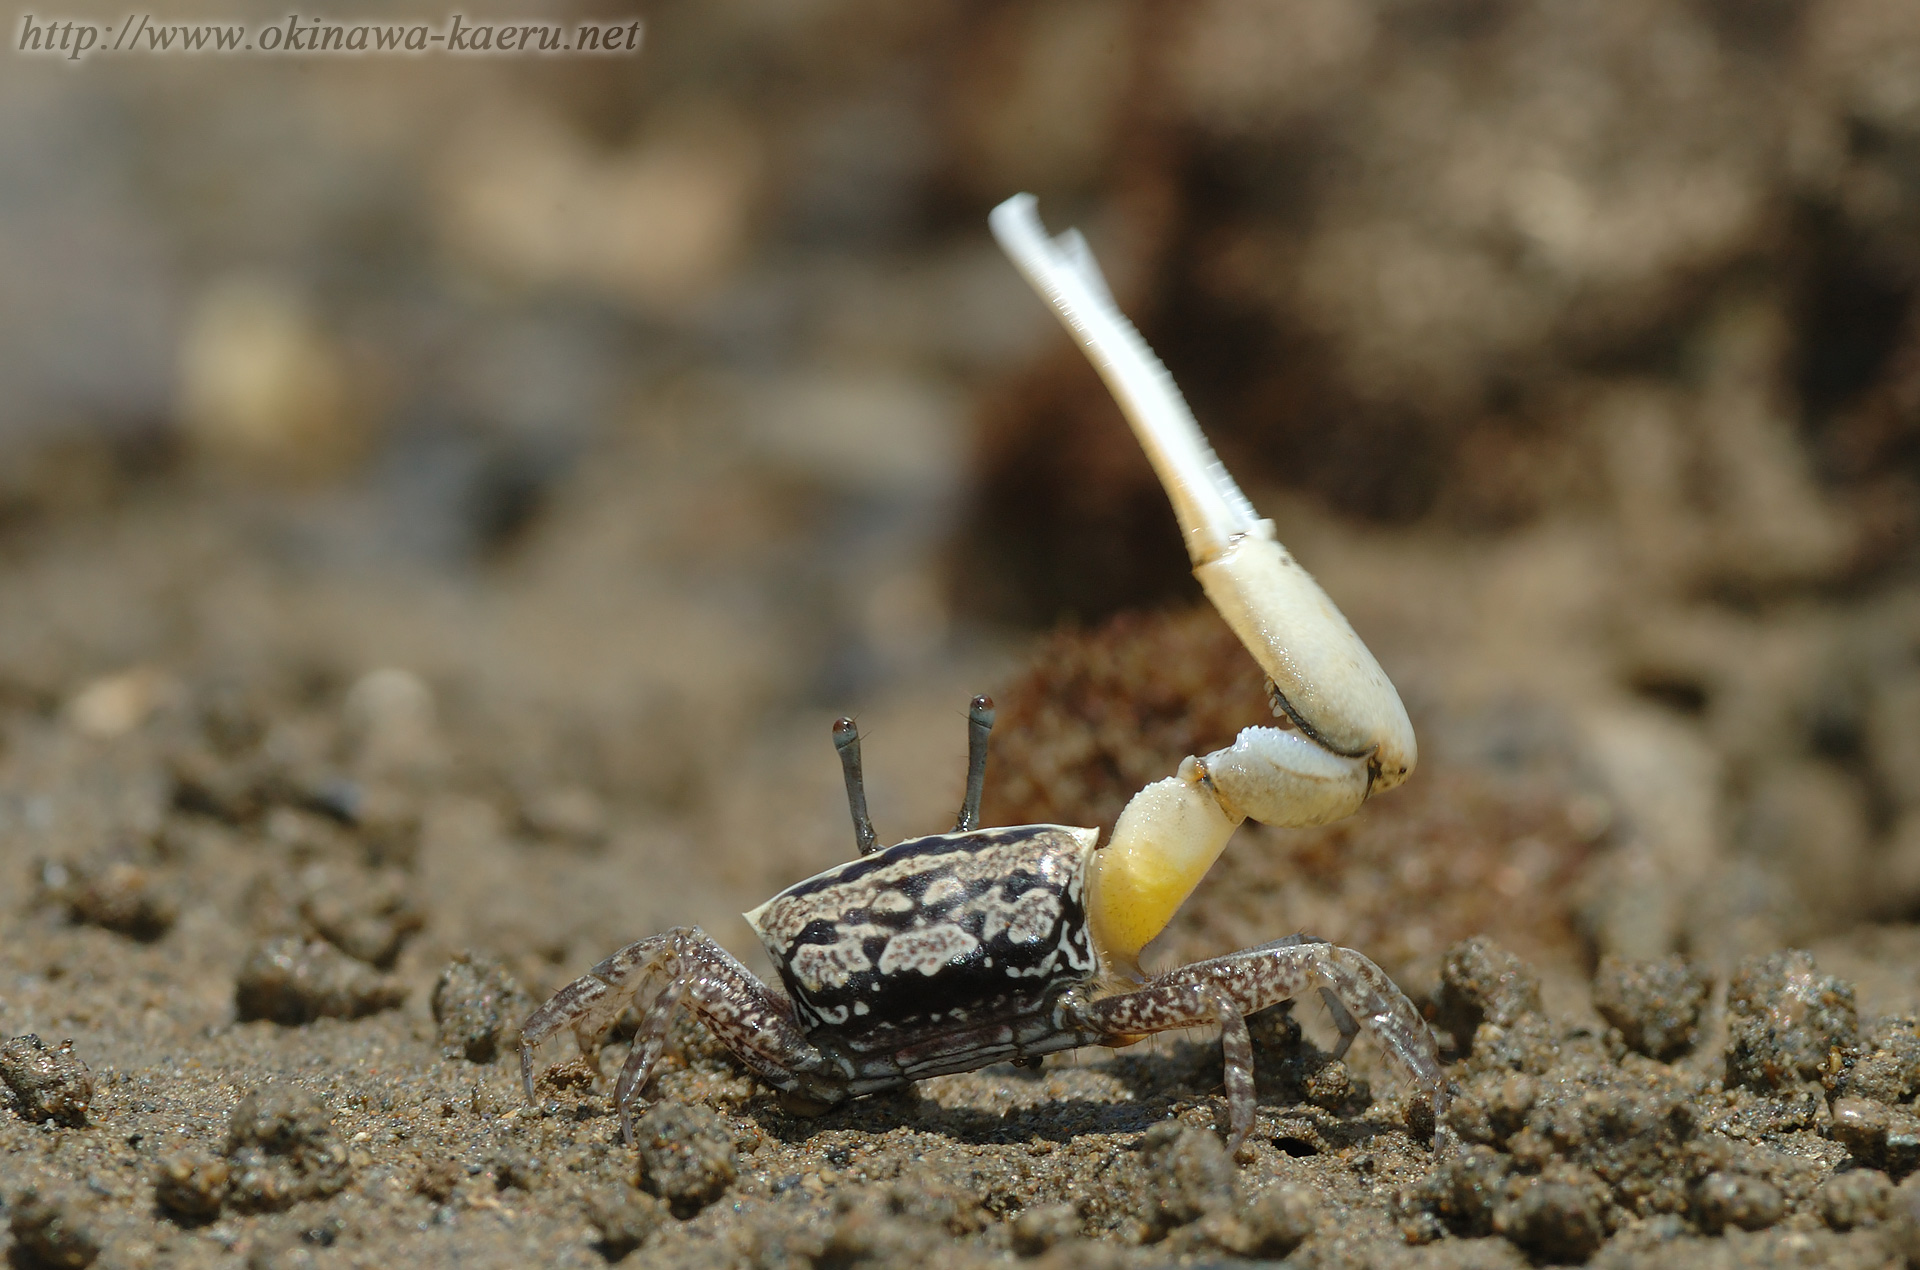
14 1 1920 1263
4 470 1920 1270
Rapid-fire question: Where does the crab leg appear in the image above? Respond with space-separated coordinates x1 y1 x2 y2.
989 195 1418 972
1067 939 1450 1150
519 928 836 1140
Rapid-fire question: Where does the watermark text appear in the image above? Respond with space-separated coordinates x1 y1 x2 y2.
18 13 644 60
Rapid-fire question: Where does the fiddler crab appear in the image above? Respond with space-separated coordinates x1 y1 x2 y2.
520 194 1448 1157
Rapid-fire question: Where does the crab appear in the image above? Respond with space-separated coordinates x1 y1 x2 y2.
519 193 1448 1156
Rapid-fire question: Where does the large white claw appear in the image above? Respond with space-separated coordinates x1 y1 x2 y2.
989 194 1418 970
988 194 1262 567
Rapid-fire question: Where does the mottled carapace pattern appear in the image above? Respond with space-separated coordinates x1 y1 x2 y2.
746 825 1099 1034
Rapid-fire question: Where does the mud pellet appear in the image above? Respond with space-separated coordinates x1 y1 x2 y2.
1818 1169 1893 1230
1830 1096 1920 1177
0 1035 94 1127
413 1158 460 1203
298 868 421 968
233 937 405 1025
1693 1171 1785 1234
1238 1183 1317 1257
153 1152 230 1220
1725 950 1857 1092
1302 1059 1365 1112
67 861 177 942
224 1084 352 1211
431 951 531 1063
586 1185 665 1261
1433 937 1544 1045
1140 1122 1233 1229
633 1103 736 1215
1493 1169 1607 1264
1888 1174 1920 1264
1592 955 1709 1061
1009 1202 1080 1255
1838 1016 1920 1105
8 1188 100 1269
492 1150 543 1192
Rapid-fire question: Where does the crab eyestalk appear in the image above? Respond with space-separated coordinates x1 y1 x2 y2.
989 194 1418 976
832 716 880 856
954 694 995 833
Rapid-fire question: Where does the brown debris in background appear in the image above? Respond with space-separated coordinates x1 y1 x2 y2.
983 607 1593 976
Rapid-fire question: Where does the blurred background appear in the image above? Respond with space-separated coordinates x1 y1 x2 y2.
5 0 1920 1006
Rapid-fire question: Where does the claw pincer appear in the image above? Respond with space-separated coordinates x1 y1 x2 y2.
518 195 1448 1158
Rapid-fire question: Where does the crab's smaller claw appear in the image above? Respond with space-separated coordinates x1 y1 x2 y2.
989 195 1417 973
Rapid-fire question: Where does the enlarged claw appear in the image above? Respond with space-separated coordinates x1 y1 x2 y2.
989 194 1415 785
989 194 1418 971
987 195 1263 569
1197 536 1415 785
